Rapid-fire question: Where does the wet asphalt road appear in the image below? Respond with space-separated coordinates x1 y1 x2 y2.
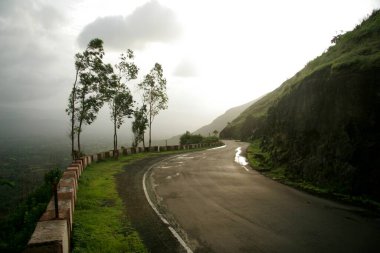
149 140 380 253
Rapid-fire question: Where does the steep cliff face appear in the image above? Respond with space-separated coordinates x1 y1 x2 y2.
221 10 380 199
262 65 380 197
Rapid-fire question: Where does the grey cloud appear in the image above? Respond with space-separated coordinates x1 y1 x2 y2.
0 0 65 27
0 0 70 105
0 0 18 16
173 59 198 77
34 4 66 30
77 0 182 50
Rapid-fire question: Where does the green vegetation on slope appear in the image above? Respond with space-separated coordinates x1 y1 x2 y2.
222 10 380 201
72 154 152 253
0 171 53 252
0 136 70 219
247 141 380 210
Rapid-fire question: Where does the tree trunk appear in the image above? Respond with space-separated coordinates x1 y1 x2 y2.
70 91 75 160
70 69 79 160
113 116 117 157
149 121 152 148
77 93 86 158
149 92 152 148
77 120 82 158
149 102 152 148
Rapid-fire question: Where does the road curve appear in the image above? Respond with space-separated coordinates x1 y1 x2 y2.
116 155 185 253
148 140 380 253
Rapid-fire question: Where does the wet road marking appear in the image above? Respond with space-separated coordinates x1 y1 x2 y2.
169 227 193 253
177 156 195 159
208 144 227 150
158 166 173 169
143 170 170 225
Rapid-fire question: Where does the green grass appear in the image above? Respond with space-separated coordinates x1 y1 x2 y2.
246 139 269 170
72 153 154 253
264 167 287 181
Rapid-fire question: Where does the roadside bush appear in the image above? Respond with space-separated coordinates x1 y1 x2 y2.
180 131 220 145
202 136 219 144
0 169 62 252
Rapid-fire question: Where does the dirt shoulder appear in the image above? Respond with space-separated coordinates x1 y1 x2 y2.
116 154 185 253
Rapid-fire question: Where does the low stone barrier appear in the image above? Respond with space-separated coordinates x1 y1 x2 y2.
71 162 83 173
62 171 77 190
66 167 80 180
75 159 84 170
57 190 75 213
40 198 72 233
24 220 69 253
59 178 77 201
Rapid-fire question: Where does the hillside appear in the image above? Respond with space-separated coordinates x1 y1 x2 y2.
164 99 257 144
221 10 380 200
193 99 257 136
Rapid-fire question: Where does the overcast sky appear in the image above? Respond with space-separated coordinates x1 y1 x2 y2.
1 0 379 142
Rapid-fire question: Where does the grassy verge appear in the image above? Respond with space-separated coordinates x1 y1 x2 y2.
72 147 214 253
246 139 270 171
72 153 154 253
246 140 380 212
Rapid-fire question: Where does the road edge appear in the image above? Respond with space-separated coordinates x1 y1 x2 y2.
142 155 193 253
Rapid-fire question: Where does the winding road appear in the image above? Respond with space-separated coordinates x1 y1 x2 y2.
146 140 380 253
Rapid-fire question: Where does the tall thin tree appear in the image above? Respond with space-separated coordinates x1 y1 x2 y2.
106 50 138 155
66 38 105 159
138 63 168 148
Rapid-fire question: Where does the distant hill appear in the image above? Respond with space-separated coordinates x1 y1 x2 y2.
163 99 257 145
193 99 257 136
221 10 380 200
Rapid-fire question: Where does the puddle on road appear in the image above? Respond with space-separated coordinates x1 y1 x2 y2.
166 172 180 180
176 156 195 159
235 147 248 166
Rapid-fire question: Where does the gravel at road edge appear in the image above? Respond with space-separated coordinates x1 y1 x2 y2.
116 155 185 253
